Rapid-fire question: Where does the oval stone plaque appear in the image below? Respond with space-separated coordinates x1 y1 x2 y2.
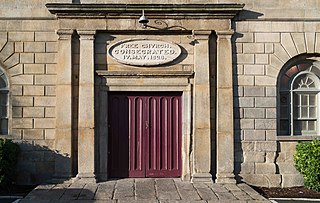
108 39 181 66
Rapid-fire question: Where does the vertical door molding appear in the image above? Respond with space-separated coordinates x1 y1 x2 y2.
77 30 96 182
216 30 236 183
54 29 74 179
192 30 213 183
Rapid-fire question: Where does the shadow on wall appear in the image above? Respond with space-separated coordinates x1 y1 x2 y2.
14 140 70 185
235 9 264 21
231 9 264 181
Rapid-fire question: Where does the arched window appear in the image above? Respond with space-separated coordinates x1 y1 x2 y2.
0 67 8 135
279 60 320 136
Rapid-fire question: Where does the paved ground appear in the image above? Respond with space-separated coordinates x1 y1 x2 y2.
20 178 271 203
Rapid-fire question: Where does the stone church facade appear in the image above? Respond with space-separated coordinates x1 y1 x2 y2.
1 0 319 187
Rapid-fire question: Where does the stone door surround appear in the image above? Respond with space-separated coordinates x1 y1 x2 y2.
48 3 244 184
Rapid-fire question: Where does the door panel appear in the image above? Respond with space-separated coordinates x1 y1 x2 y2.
128 96 145 177
146 96 182 177
108 94 129 178
108 92 182 178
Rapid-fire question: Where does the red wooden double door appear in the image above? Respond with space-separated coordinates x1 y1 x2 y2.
108 92 182 178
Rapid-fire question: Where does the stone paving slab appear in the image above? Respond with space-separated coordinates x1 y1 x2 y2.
20 178 271 203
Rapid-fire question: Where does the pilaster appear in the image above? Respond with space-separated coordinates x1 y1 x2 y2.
54 29 74 179
76 30 96 182
216 30 236 184
191 30 213 183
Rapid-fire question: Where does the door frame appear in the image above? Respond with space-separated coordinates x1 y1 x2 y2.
97 77 192 181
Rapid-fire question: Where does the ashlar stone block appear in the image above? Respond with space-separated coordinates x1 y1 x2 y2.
278 162 299 174
35 32 58 42
237 75 254 85
35 75 56 85
24 64 45 74
12 96 33 107
243 65 264 75
292 33 307 54
34 118 56 129
45 129 55 140
0 32 7 50
282 174 304 187
305 32 316 53
12 107 22 118
244 152 265 163
12 118 33 129
237 54 254 64
281 33 298 57
255 97 276 107
256 163 276 174
8 32 34 42
34 97 56 107
255 141 277 152
240 162 254 174
23 107 44 118
242 141 255 152
255 33 280 43
266 152 276 163
237 97 254 108
244 130 266 141
11 75 33 85
23 129 44 140
240 119 255 129
0 42 14 62
8 64 23 76
255 119 276 130
274 44 290 63
243 43 264 54
35 53 56 64
23 86 44 96
24 42 45 53
235 33 254 43
244 108 265 119
46 42 58 53
255 54 269 64
316 33 320 53
244 86 264 96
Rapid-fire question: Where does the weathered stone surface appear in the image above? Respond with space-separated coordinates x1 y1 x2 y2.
282 174 304 187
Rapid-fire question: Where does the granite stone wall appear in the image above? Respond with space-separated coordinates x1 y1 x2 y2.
0 0 319 186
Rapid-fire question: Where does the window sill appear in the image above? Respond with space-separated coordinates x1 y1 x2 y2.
277 135 320 141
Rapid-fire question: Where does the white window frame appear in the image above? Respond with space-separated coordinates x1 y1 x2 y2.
278 61 320 139
0 67 9 135
289 71 320 136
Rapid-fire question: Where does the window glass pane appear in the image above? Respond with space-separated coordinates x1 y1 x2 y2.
310 107 317 118
280 120 289 135
0 107 6 118
301 94 308 105
280 106 288 118
308 121 316 131
301 107 308 118
0 94 7 106
293 106 299 118
0 118 8 135
294 93 300 106
280 94 288 105
310 95 316 105
294 121 302 135
0 77 6 89
301 121 307 131
280 76 290 90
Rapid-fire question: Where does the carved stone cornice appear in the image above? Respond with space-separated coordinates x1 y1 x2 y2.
77 30 96 40
57 29 74 40
46 4 244 19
